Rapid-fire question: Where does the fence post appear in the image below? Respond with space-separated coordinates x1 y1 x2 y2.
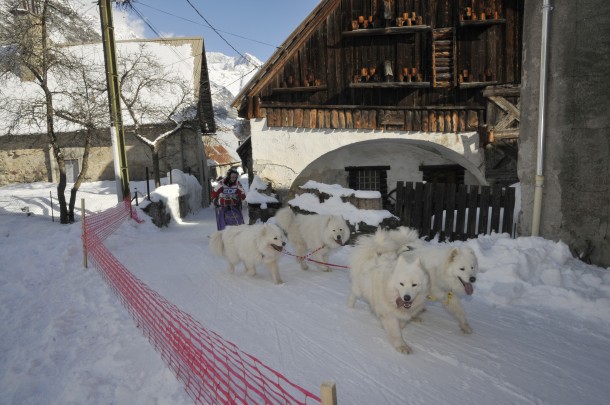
146 167 151 200
50 190 54 222
321 381 337 405
81 198 87 268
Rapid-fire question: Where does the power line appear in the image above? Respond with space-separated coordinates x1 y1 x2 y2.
183 0 260 68
124 4 260 99
136 1 280 50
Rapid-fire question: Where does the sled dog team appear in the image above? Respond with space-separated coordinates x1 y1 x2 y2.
209 207 479 354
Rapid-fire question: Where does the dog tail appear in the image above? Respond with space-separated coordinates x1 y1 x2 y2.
393 226 421 247
208 231 225 256
274 206 295 232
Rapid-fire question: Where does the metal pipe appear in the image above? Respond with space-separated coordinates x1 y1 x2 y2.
531 0 552 236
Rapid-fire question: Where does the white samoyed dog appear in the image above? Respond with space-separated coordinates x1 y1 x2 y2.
209 223 287 285
350 226 423 264
348 228 429 354
275 207 350 272
405 245 479 333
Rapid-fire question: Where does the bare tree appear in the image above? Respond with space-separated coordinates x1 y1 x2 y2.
0 0 100 224
118 44 197 187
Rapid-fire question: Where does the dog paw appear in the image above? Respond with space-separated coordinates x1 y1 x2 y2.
411 316 424 323
300 263 309 270
395 344 413 355
461 324 473 334
274 279 284 285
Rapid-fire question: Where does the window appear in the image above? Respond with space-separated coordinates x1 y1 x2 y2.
65 159 80 183
419 164 464 184
345 166 390 191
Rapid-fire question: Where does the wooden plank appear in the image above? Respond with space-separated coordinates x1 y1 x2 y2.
281 109 288 126
361 110 369 129
303 109 310 128
421 183 433 238
437 111 444 132
309 109 318 128
325 110 332 128
405 110 413 131
502 186 516 236
493 129 520 140
489 96 520 121
345 110 353 128
380 110 405 126
412 182 424 230
467 110 478 130
331 110 339 128
466 185 479 239
478 186 490 235
404 182 415 227
455 184 468 239
353 109 362 128
396 181 406 225
459 111 466 132
370 109 377 129
318 109 325 128
444 183 456 241
338 110 346 128
452 111 459 132
414 110 422 131
445 111 452 133
432 184 445 240
490 184 502 233
295 109 304 127
287 109 294 127
349 81 431 89
342 25 431 37
429 111 437 132
421 110 428 131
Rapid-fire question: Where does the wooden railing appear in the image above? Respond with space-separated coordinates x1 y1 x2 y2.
394 181 516 241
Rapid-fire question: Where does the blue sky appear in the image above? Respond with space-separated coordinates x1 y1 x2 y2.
125 0 321 62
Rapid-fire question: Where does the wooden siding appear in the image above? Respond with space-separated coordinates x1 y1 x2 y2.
236 0 524 134
260 105 482 132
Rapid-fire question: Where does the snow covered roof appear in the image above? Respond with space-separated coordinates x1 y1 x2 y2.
0 37 214 135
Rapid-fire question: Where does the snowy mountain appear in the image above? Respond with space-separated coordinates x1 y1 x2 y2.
205 52 261 156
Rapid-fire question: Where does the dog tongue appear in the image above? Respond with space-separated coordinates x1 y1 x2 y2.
395 297 411 309
464 282 474 296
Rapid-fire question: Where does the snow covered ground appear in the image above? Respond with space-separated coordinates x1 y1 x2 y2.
1 180 609 404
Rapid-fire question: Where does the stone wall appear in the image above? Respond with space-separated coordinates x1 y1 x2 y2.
0 123 206 188
519 0 610 266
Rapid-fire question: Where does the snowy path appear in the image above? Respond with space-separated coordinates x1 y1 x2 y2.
107 208 610 405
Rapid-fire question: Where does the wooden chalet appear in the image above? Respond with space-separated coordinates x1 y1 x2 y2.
232 0 524 205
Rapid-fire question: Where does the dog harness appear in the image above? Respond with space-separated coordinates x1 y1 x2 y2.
427 291 453 305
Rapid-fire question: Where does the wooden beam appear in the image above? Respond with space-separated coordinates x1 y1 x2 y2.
489 96 520 121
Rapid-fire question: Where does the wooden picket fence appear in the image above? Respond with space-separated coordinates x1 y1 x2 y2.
394 182 516 241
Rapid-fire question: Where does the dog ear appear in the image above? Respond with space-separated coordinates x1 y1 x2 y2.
325 216 332 227
449 248 459 262
261 224 267 236
415 257 422 266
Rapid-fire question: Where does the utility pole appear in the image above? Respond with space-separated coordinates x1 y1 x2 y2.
98 0 130 202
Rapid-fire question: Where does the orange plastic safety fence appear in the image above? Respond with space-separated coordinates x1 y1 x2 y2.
83 200 321 405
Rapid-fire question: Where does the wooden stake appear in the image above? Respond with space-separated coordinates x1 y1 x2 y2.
81 198 87 268
321 381 337 405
